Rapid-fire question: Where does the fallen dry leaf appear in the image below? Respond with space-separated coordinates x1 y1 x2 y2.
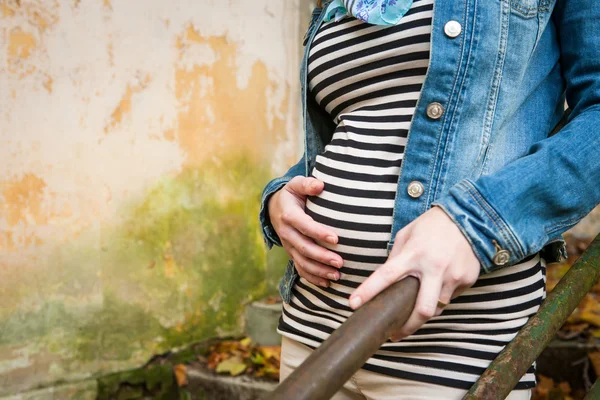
259 346 281 362
532 374 583 400
590 329 600 338
558 381 571 396
263 296 283 305
216 356 247 376
535 375 555 398
174 363 188 387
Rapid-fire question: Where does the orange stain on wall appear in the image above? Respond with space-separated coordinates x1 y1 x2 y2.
1 173 48 228
31 10 50 31
1 2 16 17
0 174 76 252
4 1 59 80
1 231 16 252
43 75 53 93
105 75 152 133
172 26 289 167
8 27 36 59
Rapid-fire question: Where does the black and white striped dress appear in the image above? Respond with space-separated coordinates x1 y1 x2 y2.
278 0 545 390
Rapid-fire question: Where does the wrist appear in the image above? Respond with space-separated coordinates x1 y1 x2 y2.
267 187 282 218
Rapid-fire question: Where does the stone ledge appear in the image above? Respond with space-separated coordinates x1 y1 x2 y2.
185 364 277 400
0 380 97 400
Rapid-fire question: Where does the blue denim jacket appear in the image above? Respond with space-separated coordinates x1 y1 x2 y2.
259 0 600 303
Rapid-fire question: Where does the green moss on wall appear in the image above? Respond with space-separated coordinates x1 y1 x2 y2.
0 154 289 395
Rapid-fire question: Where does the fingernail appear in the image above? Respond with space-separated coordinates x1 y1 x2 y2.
327 273 338 281
349 296 362 309
330 259 341 268
310 182 320 190
321 281 329 287
326 235 337 244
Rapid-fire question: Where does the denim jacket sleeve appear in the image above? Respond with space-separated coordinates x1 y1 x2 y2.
258 153 307 250
432 0 600 274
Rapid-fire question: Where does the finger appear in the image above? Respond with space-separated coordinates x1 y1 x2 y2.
287 176 325 197
289 247 341 282
443 270 474 302
287 246 330 288
433 284 454 317
348 250 414 309
298 269 331 288
283 227 343 268
281 207 339 247
392 274 443 340
438 283 454 306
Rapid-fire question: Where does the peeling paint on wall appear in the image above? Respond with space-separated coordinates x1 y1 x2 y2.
0 0 301 396
104 74 152 133
8 27 36 59
1 173 47 251
3 0 59 79
172 27 290 166
2 173 47 227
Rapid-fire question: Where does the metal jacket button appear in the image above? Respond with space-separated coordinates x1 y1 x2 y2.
492 240 511 266
493 250 511 266
426 102 444 120
407 181 425 198
444 21 462 38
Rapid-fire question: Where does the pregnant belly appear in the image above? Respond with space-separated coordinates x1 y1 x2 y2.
303 154 398 268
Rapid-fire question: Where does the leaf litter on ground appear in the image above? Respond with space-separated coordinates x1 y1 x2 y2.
203 336 281 380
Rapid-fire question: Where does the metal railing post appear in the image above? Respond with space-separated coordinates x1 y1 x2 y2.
463 234 600 399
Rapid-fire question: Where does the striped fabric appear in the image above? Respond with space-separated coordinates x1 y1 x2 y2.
278 0 545 390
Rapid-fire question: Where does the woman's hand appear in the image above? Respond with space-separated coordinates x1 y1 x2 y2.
268 176 344 288
348 206 481 341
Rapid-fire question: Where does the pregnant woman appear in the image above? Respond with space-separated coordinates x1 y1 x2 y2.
259 0 600 398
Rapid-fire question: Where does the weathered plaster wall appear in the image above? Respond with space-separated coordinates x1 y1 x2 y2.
4 0 597 397
0 0 301 396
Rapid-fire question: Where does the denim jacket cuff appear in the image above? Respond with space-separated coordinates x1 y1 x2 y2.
259 176 293 249
431 179 526 274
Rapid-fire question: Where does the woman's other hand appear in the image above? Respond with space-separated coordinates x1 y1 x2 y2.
268 176 344 288
348 206 481 341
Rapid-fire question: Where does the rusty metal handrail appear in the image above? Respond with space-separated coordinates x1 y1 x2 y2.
463 233 600 399
270 277 419 400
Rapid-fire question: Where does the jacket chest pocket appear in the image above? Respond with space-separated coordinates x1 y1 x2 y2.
503 0 557 56
508 0 555 18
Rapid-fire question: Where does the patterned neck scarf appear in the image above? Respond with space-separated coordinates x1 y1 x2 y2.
324 0 414 25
